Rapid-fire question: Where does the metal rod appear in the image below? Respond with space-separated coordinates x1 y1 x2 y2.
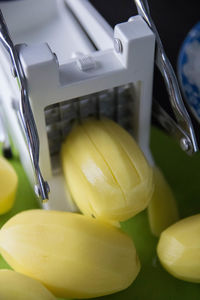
0 9 49 201
134 0 198 154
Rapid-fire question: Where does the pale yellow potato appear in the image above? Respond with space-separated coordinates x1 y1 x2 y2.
0 269 56 300
0 209 140 298
61 118 154 221
157 214 200 282
0 157 18 214
148 167 179 236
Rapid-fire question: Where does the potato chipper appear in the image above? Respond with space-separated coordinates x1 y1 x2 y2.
0 0 198 210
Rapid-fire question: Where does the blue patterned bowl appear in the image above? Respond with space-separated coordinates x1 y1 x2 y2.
178 22 200 123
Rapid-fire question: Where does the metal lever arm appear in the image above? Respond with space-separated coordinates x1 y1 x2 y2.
134 0 198 154
0 10 49 201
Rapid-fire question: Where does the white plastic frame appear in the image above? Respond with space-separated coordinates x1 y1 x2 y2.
0 0 155 211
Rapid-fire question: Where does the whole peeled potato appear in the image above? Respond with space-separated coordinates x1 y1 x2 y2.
0 209 140 298
0 157 18 214
157 214 200 282
0 269 56 300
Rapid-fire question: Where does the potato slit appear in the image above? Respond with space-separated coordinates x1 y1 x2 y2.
81 125 127 205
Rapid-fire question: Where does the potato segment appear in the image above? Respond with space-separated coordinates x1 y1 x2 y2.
0 269 56 300
61 118 154 221
0 157 18 214
0 209 140 298
148 167 179 236
157 214 200 282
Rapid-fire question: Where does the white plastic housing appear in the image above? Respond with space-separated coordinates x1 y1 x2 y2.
0 0 155 211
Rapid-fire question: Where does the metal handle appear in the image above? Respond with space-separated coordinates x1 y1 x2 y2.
0 10 49 201
134 0 198 154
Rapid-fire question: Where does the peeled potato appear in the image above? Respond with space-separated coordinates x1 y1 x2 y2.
0 269 56 300
0 156 18 214
157 214 200 283
61 118 154 221
0 209 140 298
148 167 179 236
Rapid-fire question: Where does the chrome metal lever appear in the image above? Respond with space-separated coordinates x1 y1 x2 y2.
134 0 198 155
152 100 194 152
0 10 49 201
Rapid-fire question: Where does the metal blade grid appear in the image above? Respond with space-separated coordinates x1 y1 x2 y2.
44 83 135 173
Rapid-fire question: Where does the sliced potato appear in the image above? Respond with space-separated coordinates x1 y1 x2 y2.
148 167 179 236
61 118 154 221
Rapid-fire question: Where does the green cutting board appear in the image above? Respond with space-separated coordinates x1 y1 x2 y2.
1 127 200 300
